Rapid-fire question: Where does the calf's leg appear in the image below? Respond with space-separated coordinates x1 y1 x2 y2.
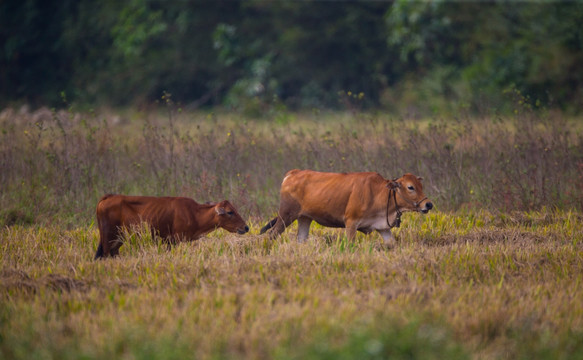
96 220 113 259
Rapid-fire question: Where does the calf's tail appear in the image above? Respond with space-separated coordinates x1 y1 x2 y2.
259 217 278 234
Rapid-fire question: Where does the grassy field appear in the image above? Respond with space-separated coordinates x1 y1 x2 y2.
2 211 582 359
1 107 583 359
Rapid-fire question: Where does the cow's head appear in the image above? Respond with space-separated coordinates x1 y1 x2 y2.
214 200 250 234
389 173 433 213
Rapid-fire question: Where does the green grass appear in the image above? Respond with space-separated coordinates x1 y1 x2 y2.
1 209 582 359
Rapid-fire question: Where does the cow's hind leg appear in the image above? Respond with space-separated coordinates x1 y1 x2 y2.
110 238 123 257
267 210 299 240
97 223 123 259
259 218 278 234
296 216 312 243
96 220 113 259
94 243 104 260
267 196 301 240
268 216 294 240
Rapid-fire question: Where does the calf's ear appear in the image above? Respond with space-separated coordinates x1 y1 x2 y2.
417 176 424 181
215 206 226 215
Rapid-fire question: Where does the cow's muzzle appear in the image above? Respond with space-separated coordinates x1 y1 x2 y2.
420 201 433 214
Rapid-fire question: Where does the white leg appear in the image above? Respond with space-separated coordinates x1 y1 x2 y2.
297 216 312 243
377 229 396 249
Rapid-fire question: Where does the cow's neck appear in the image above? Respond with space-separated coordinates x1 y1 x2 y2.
191 205 220 237
386 187 402 228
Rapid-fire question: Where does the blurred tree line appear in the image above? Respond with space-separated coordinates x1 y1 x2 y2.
1 0 582 114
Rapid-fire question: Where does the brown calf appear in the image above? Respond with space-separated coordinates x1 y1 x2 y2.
95 194 249 259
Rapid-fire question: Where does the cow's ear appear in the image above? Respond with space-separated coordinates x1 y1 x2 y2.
387 180 400 189
215 206 226 215
417 176 423 181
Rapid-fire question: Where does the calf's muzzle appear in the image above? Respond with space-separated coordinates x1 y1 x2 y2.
238 225 250 234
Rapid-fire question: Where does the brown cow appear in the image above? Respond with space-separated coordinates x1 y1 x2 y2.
95 194 249 259
260 170 432 247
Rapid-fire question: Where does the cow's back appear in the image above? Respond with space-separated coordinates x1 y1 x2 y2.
280 170 385 225
97 195 189 237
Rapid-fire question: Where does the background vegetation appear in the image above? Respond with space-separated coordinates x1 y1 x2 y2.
1 104 582 227
2 1 583 113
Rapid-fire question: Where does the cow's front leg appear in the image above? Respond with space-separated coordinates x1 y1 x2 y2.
344 220 357 241
377 229 396 249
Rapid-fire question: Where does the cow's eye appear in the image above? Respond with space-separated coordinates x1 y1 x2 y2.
227 211 235 216
407 185 415 191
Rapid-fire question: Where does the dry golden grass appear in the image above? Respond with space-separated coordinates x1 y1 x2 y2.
1 210 582 359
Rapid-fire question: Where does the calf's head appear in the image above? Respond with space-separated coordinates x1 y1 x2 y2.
214 200 250 234
389 173 433 213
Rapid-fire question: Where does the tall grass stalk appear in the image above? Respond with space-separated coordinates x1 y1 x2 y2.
0 108 581 227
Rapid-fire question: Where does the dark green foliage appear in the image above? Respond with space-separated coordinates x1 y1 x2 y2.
0 0 78 105
1 1 582 112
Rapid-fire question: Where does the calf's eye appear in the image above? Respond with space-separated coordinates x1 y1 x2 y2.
407 186 415 191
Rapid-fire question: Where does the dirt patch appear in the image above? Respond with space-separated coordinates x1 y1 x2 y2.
0 269 90 294
0 269 37 294
422 228 545 247
44 273 89 293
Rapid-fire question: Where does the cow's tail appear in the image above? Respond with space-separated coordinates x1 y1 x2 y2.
259 217 278 234
94 243 104 260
